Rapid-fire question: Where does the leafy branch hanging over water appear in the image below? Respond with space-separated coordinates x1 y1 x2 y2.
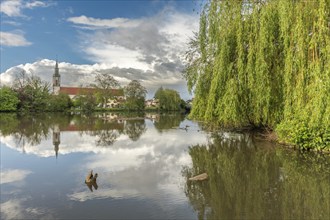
184 0 330 150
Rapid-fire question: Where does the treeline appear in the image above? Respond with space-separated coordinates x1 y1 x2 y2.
0 113 186 147
0 75 72 112
0 71 188 113
184 0 330 150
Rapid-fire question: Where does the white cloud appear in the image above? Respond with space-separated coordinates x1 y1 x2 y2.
0 0 54 17
85 44 150 70
67 15 142 29
0 31 32 46
1 8 198 99
0 0 22 17
1 20 22 26
67 9 198 98
25 1 48 9
0 58 192 98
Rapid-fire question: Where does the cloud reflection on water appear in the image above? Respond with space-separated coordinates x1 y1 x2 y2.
67 123 207 205
1 198 55 220
0 114 208 219
1 169 32 184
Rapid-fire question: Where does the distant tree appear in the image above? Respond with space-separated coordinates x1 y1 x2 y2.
12 70 50 112
124 80 147 110
73 92 96 113
48 93 73 112
91 71 120 107
154 87 182 111
0 87 19 111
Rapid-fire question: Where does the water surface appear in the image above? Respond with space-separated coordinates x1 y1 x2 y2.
0 113 329 219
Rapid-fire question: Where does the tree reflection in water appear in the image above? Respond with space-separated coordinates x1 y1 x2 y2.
183 132 330 220
0 112 157 149
0 113 71 151
154 112 185 132
124 119 146 141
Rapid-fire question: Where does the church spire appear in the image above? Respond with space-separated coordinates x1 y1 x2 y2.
54 59 60 77
53 59 61 94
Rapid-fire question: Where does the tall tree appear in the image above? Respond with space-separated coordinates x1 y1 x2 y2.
12 70 50 112
91 71 121 107
154 87 182 111
183 0 330 150
124 80 147 110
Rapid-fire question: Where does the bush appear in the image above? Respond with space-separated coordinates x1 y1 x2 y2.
0 87 19 111
47 94 73 112
276 120 330 151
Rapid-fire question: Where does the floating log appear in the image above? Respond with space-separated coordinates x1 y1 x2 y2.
189 173 208 181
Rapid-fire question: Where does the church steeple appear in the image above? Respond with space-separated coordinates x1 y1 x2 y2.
53 125 60 160
53 59 61 95
55 60 59 76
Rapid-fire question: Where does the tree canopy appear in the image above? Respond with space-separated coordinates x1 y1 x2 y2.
154 87 183 111
12 70 51 112
184 0 330 150
91 71 121 107
124 80 147 110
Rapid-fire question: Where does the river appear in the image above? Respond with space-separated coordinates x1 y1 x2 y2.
0 113 329 219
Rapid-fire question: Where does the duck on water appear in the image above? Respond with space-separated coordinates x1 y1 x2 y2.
85 170 98 191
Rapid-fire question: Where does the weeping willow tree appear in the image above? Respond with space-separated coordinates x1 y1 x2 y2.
184 0 330 150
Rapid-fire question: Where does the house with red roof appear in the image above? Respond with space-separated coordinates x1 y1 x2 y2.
52 61 125 107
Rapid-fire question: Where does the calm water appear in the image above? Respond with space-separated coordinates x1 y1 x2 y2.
0 113 329 220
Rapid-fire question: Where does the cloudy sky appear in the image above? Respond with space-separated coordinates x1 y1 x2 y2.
0 0 201 99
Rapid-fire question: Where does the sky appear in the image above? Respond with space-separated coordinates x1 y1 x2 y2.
0 0 202 99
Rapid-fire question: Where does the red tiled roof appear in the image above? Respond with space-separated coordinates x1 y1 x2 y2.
59 87 124 96
59 87 95 95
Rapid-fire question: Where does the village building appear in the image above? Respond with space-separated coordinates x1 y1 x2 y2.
52 60 125 107
145 98 159 108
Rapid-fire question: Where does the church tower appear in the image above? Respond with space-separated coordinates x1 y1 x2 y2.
53 125 60 159
53 60 61 95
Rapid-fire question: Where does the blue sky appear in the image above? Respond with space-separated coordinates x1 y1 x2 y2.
1 0 201 99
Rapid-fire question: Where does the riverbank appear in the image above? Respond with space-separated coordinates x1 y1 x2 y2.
193 119 330 153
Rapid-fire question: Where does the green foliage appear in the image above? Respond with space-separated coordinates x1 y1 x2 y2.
0 87 19 111
124 80 147 110
154 87 183 111
125 97 145 110
12 71 51 112
90 71 121 107
184 0 330 150
73 93 97 113
277 120 330 151
47 93 73 112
